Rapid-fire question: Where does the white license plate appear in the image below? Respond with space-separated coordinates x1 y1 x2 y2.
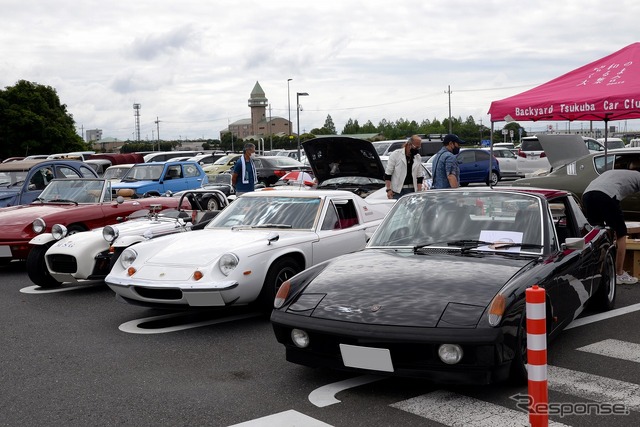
0 246 12 257
339 344 394 372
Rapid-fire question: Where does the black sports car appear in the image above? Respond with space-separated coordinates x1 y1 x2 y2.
271 188 616 384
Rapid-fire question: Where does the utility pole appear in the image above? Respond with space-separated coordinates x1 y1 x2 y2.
268 104 273 152
445 85 452 134
154 117 161 151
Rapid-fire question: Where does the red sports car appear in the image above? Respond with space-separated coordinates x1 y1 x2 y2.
0 178 185 267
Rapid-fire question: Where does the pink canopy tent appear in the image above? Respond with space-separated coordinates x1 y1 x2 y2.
488 42 640 129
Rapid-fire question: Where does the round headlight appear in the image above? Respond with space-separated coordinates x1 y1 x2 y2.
32 218 46 234
103 225 120 243
119 248 138 269
218 253 239 276
291 329 310 348
51 224 68 240
438 344 463 365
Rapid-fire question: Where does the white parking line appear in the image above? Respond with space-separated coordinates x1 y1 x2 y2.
548 365 640 411
566 303 640 330
391 390 570 427
576 339 640 363
229 410 333 427
118 312 261 334
308 375 382 407
19 282 103 294
306 303 640 409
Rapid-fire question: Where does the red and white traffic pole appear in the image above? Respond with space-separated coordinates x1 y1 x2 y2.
526 284 548 427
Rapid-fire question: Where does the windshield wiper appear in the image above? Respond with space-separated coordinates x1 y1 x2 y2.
251 224 292 229
447 239 495 247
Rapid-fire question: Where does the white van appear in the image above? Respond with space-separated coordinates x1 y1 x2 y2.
628 138 640 148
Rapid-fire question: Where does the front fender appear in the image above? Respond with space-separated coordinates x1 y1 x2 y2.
29 233 56 246
112 235 148 248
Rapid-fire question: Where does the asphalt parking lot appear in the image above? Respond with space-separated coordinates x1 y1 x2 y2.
3 259 640 427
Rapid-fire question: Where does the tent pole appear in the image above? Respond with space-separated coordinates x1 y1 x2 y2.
604 118 610 171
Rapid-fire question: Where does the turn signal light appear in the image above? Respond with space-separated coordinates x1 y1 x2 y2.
487 294 506 326
193 271 203 281
127 267 136 276
274 280 291 309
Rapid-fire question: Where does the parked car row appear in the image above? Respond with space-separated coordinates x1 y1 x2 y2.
0 136 624 387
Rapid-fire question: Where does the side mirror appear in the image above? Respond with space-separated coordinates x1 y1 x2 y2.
563 237 585 250
116 196 125 204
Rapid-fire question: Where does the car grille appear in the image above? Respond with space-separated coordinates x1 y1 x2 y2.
133 286 183 300
47 254 77 274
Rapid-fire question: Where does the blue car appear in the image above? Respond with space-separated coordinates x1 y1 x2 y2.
111 161 208 197
0 160 98 207
458 148 501 186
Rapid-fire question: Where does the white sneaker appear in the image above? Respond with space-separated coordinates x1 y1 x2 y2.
616 271 638 285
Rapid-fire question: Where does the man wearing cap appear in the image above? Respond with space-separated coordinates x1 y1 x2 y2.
383 135 425 199
431 134 463 189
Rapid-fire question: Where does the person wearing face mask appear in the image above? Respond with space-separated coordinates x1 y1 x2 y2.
232 142 258 195
431 134 463 189
383 135 425 200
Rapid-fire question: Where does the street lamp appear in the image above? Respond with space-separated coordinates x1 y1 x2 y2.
287 78 293 137
296 92 309 161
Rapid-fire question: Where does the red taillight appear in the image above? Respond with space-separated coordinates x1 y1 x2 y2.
517 150 526 158
274 170 287 177
540 152 546 158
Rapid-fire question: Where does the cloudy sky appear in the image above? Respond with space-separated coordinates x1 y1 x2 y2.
2 0 639 142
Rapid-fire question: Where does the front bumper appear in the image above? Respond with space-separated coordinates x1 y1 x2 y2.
46 250 113 282
271 310 512 385
107 279 239 308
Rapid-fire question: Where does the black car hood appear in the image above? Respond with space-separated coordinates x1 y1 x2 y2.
304 250 532 328
302 137 385 183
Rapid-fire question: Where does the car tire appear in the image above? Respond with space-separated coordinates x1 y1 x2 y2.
258 257 301 312
206 196 219 211
590 250 616 311
26 243 61 288
486 171 499 186
509 312 529 385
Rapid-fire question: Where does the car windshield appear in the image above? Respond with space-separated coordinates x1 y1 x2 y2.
122 164 164 181
211 174 232 185
369 191 544 255
103 167 131 180
36 179 107 204
0 170 28 187
206 195 321 230
373 142 392 155
213 155 236 165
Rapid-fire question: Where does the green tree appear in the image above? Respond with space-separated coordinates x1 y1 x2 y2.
322 114 336 134
0 80 87 159
342 118 360 134
492 122 526 143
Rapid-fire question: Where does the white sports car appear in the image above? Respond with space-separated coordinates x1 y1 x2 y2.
105 189 394 310
29 189 228 288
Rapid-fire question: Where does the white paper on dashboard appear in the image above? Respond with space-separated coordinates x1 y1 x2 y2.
479 230 523 252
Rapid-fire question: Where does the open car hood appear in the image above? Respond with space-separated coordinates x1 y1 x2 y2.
302 137 385 183
537 134 591 169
